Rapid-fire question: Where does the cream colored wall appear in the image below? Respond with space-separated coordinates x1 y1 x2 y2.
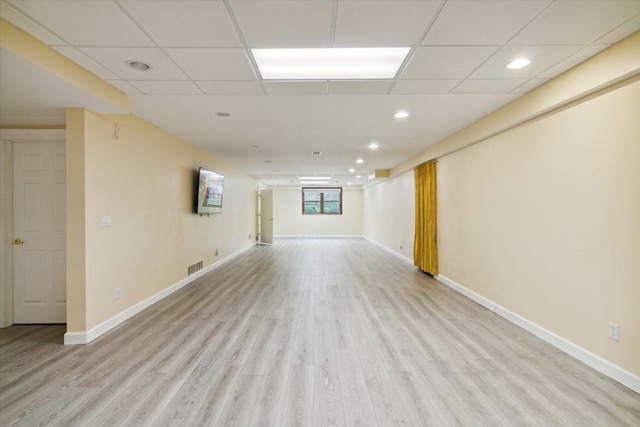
362 172 414 261
437 80 640 376
273 186 363 237
363 35 640 378
67 109 257 332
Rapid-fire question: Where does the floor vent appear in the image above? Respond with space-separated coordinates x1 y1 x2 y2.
188 260 203 276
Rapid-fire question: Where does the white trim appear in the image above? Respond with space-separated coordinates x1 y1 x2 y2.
0 129 65 142
363 237 414 266
435 274 640 394
64 242 256 345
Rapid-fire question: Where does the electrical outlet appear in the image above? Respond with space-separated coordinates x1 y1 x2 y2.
608 322 618 341
115 288 121 300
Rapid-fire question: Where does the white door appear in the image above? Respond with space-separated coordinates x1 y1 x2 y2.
259 188 274 245
13 142 66 323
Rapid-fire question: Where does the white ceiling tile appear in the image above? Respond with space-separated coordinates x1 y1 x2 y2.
166 48 256 81
53 47 119 80
510 0 640 45
0 1 66 45
106 80 142 95
328 80 393 95
401 47 499 79
453 79 529 94
128 81 203 95
263 82 327 95
595 15 640 44
538 44 611 78
119 1 242 47
391 80 461 94
334 0 441 46
229 0 333 47
197 81 264 96
510 79 550 94
6 0 153 46
470 45 582 79
79 47 188 80
423 0 550 46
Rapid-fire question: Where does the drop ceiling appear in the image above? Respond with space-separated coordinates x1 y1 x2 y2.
1 0 639 186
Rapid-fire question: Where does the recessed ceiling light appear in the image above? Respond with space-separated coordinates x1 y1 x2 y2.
348 168 355 173
298 176 331 180
348 182 352 185
252 47 411 80
507 58 531 70
394 111 409 119
368 142 379 150
126 60 151 71
356 159 364 164
356 175 362 178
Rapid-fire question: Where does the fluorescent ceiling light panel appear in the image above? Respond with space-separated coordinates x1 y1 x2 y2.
252 48 411 80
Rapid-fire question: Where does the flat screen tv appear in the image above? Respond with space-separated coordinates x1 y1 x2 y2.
196 167 224 214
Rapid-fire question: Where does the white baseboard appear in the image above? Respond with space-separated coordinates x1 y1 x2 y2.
64 242 256 345
435 274 640 394
273 235 364 239
363 237 414 266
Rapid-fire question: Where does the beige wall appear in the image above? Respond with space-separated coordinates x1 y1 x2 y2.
438 79 640 376
273 186 363 237
363 35 640 378
67 109 257 332
363 172 414 261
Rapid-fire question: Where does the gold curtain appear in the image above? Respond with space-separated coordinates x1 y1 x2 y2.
414 161 438 275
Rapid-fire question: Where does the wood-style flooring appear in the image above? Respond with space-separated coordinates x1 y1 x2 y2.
1 238 639 426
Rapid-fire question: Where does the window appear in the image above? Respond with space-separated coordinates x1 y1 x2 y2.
302 187 342 215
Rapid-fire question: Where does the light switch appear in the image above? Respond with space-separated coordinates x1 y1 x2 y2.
100 215 112 227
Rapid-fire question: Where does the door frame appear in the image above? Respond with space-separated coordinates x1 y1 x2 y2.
0 129 66 328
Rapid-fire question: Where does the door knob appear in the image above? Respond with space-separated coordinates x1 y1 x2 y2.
13 239 24 245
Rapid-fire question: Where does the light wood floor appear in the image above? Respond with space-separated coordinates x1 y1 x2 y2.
1 238 639 426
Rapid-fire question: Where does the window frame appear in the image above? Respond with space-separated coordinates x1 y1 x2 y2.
302 187 343 215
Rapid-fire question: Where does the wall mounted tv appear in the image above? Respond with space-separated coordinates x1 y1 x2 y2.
196 167 224 214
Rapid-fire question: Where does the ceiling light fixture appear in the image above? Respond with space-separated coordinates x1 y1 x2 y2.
311 151 322 156
394 111 409 119
356 159 364 164
252 47 411 80
368 142 379 150
348 168 355 173
507 58 531 70
126 60 151 71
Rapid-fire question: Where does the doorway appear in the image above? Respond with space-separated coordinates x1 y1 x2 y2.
0 130 66 326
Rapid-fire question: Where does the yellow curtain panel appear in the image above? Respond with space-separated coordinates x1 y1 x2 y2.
414 161 438 275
